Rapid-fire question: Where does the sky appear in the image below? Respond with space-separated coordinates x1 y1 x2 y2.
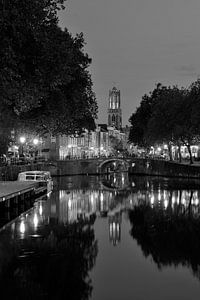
59 0 200 126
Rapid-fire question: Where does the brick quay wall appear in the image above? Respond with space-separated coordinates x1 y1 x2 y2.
1 158 200 181
129 159 200 179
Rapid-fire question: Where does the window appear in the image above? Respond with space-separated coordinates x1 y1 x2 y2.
26 175 35 180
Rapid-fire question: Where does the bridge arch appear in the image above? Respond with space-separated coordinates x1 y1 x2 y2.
98 158 130 173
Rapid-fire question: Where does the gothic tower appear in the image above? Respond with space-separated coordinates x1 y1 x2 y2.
107 87 122 130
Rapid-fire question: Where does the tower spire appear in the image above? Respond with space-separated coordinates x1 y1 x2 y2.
107 86 122 130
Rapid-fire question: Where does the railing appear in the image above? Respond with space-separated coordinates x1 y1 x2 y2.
0 156 47 167
58 154 132 161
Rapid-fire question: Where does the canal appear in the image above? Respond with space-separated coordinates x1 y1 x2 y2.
0 173 200 299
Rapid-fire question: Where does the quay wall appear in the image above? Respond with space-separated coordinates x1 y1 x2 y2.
129 159 200 178
57 158 200 178
56 159 99 176
2 158 200 180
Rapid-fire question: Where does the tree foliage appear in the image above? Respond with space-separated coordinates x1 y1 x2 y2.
129 83 165 147
129 82 200 163
0 0 97 137
109 135 124 154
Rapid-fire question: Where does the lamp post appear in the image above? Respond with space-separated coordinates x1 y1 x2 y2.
33 138 39 160
68 145 72 159
19 136 26 156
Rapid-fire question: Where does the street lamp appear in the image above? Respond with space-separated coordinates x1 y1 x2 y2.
33 138 39 145
19 136 26 144
33 138 39 160
19 136 26 155
68 144 72 159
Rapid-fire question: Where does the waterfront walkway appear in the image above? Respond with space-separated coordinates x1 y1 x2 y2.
0 181 36 202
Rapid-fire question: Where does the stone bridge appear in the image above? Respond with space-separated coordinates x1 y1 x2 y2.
56 157 133 176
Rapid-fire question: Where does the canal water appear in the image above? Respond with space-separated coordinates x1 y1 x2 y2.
0 173 200 299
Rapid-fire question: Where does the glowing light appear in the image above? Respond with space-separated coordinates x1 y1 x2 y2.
33 138 39 145
122 174 124 184
33 213 39 228
19 136 26 144
100 193 104 202
158 192 161 201
19 220 25 234
150 195 154 205
68 199 72 209
164 200 168 209
39 205 43 216
113 222 116 230
182 198 186 206
90 193 94 204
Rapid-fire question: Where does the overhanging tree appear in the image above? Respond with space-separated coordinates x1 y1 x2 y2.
0 0 98 138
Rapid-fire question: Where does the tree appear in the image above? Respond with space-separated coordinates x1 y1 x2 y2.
109 135 124 155
129 94 153 147
0 0 97 138
146 86 186 161
129 82 200 164
129 84 172 149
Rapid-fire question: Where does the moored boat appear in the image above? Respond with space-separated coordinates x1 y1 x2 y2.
17 171 53 194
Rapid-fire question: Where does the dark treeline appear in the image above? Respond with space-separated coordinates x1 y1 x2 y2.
129 81 200 164
0 0 98 154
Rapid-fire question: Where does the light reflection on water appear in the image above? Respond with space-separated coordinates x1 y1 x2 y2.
0 174 200 299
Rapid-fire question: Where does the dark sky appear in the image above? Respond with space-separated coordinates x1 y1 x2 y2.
59 0 200 125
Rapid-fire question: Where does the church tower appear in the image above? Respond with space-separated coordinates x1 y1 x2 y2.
107 87 122 130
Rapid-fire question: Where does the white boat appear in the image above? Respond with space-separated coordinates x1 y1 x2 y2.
17 171 53 194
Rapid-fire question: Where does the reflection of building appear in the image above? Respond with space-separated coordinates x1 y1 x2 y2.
109 212 122 246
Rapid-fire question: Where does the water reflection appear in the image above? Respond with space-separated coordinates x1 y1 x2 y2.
54 176 200 226
100 172 130 190
0 174 200 299
129 203 200 279
0 200 98 299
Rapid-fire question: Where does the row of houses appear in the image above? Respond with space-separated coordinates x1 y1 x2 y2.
40 125 130 160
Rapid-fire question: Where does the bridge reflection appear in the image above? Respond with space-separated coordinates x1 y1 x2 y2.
100 172 130 191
